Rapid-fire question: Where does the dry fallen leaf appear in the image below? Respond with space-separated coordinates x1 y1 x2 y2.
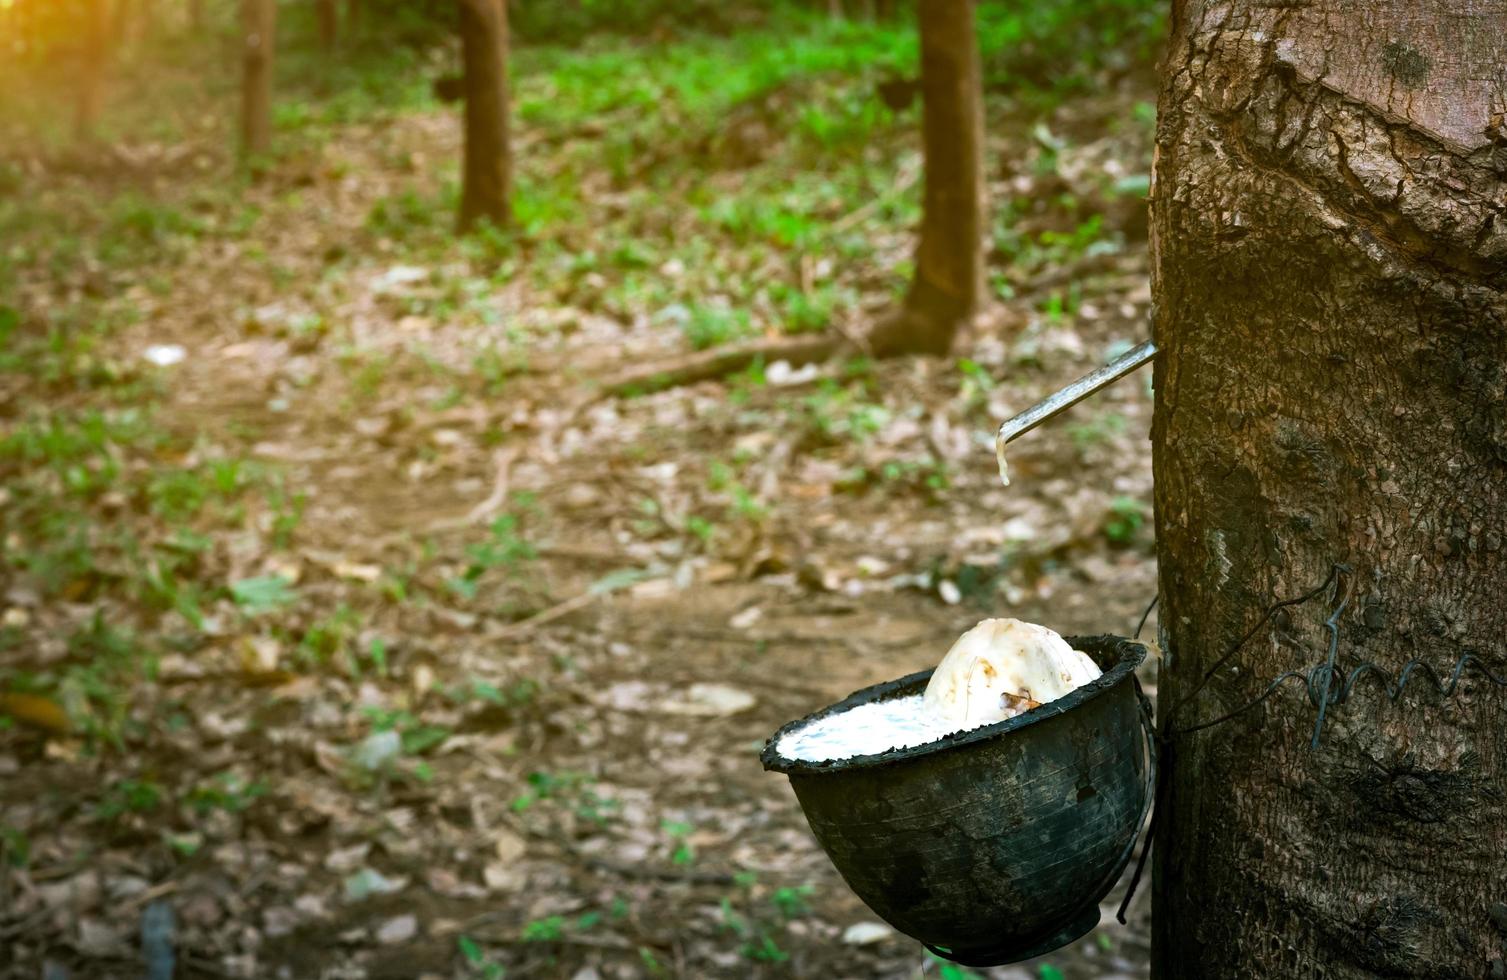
376 914 418 945
494 827 527 864
483 862 526 894
324 843 371 874
842 921 894 946
239 636 282 675
661 683 756 717
76 918 124 956
343 868 407 902
332 560 382 582
411 663 436 700
0 692 70 735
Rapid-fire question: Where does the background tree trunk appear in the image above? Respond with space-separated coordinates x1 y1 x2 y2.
457 0 511 232
316 0 337 49
345 0 360 37
75 0 111 140
111 0 132 45
1150 2 1507 977
239 0 276 160
868 0 986 357
188 0 204 32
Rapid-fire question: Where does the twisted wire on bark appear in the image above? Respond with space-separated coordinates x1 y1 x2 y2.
1158 563 1507 747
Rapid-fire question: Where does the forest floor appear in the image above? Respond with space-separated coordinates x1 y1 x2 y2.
1 10 1162 979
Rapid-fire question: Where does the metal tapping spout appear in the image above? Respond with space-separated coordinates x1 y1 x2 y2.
995 339 1157 449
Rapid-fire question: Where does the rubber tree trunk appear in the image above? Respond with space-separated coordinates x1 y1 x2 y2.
457 0 511 232
137 0 155 40
75 0 109 140
112 0 133 45
112 0 157 47
239 0 275 160
869 0 986 357
1150 2 1507 977
316 0 337 48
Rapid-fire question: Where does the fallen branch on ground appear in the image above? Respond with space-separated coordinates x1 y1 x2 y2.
487 590 603 639
599 334 845 398
486 568 663 640
371 447 517 548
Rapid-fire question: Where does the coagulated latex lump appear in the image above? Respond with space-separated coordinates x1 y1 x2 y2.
922 618 1101 728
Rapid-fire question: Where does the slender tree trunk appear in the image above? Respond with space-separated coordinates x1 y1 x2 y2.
110 0 134 47
1150 2 1507 977
76 0 110 141
239 0 276 160
188 0 204 32
827 0 843 19
457 0 511 232
316 0 337 48
345 0 360 37
868 0 986 357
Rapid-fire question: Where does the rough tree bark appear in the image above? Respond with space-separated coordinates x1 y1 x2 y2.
869 0 986 357
316 0 337 49
457 0 511 232
239 0 276 159
1150 2 1507 978
75 0 110 140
